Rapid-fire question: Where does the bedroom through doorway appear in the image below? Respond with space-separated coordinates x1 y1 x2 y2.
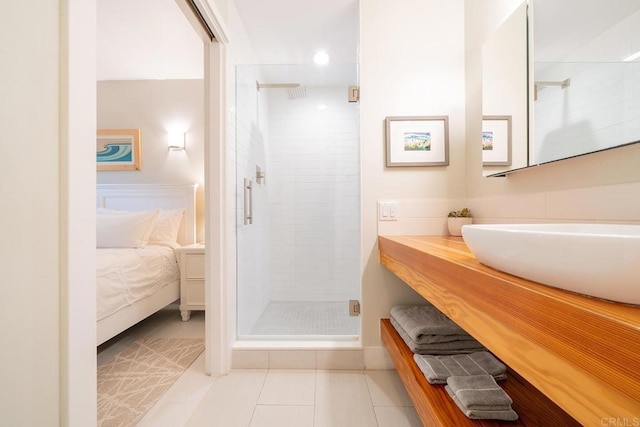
95 0 210 421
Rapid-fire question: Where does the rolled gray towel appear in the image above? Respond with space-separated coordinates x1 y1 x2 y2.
414 352 507 384
446 375 513 410
445 385 518 421
390 317 486 355
390 305 470 344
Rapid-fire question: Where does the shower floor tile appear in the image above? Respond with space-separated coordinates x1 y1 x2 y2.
249 301 359 336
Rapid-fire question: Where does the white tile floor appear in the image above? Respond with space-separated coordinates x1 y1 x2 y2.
101 304 421 427
143 366 421 427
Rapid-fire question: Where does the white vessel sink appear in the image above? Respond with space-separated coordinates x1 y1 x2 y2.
462 224 640 305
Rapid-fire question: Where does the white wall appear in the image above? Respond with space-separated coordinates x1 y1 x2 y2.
1 0 97 424
97 79 206 241
465 0 640 221
266 86 360 303
0 3 61 423
360 0 467 347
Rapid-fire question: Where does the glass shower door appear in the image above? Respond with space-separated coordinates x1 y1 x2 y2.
236 64 360 339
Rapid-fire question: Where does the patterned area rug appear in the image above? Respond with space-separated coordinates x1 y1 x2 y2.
97 337 204 426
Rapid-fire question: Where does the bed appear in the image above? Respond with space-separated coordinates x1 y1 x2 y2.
96 184 197 345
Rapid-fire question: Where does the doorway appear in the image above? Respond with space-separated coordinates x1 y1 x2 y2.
63 0 229 423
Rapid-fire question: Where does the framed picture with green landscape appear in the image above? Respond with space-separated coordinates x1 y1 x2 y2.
385 116 449 167
482 115 511 166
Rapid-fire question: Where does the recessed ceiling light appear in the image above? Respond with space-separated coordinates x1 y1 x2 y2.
317 104 328 111
313 51 330 66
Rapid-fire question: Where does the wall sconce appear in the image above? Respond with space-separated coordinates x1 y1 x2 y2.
168 132 186 151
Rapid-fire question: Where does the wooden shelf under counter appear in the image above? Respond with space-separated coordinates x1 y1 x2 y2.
380 319 579 426
378 235 640 426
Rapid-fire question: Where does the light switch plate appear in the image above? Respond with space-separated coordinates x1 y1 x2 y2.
378 201 398 221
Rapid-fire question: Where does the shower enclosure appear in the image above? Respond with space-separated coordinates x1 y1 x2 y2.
235 63 360 340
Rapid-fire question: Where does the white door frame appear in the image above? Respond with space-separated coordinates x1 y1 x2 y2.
60 0 98 424
192 0 232 375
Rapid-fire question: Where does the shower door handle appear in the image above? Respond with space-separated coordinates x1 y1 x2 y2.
244 178 253 225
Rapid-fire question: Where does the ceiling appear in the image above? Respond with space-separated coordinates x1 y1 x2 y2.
97 0 359 81
98 1 638 81
232 0 358 65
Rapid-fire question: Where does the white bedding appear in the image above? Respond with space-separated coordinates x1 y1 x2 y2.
97 244 180 321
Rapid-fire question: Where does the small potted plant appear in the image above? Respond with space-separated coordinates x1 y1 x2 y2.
447 208 472 237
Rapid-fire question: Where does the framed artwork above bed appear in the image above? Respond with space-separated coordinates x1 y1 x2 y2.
97 129 142 171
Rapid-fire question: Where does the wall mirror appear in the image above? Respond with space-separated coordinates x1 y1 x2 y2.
483 0 640 177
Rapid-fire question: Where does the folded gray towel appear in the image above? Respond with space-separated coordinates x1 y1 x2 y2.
414 352 507 384
446 375 513 410
390 317 486 355
390 305 470 343
445 385 518 421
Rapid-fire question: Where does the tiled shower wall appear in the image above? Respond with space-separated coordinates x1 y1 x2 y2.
265 86 360 302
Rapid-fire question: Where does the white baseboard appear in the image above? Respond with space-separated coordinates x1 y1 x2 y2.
231 346 394 370
364 346 394 370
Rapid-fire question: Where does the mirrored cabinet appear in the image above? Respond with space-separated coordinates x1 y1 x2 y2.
482 0 640 177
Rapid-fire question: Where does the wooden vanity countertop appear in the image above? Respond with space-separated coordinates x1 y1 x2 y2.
378 235 640 426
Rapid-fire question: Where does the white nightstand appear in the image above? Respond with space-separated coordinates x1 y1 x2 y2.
175 244 205 321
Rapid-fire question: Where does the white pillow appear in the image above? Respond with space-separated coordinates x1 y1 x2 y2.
96 209 159 248
149 209 185 244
